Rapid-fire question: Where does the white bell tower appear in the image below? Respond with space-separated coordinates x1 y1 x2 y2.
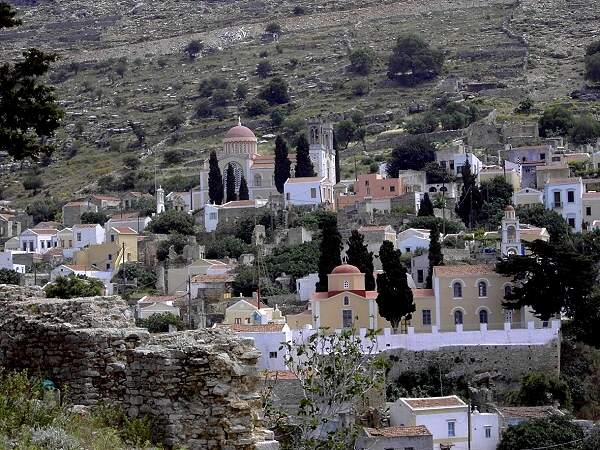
307 118 335 183
501 205 521 256
156 185 165 214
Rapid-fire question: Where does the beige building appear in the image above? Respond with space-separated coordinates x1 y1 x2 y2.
535 164 570 189
512 188 543 209
582 191 600 230
479 167 520 192
74 226 138 272
223 298 285 325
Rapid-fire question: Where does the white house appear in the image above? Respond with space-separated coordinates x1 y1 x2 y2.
72 224 105 250
397 228 430 254
223 298 285 325
105 215 151 234
296 272 319 302
19 228 59 254
49 264 113 294
390 396 499 450
284 176 334 208
543 177 583 231
203 199 268 232
0 250 26 274
512 187 543 209
137 295 181 319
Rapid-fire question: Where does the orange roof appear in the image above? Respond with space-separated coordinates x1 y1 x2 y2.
365 426 432 438
434 264 495 276
112 226 137 234
331 264 361 274
583 192 600 199
496 406 561 420
413 289 434 298
546 177 582 185
91 194 120 201
285 176 326 183
191 274 235 283
216 323 286 332
262 370 298 381
404 397 466 409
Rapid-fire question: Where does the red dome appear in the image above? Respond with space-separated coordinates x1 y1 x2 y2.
331 264 361 274
224 125 256 140
504 205 515 212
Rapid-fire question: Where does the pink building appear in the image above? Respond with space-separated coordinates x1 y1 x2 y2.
336 173 404 210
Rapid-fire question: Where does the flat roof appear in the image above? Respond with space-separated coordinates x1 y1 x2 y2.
365 425 432 438
403 396 467 409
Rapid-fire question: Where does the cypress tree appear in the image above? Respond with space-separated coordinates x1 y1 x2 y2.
455 159 482 228
316 213 342 292
418 193 435 217
274 135 291 193
225 163 237 203
376 241 415 331
426 223 443 289
346 230 376 290
333 132 341 183
238 175 249 200
295 134 316 178
208 151 224 205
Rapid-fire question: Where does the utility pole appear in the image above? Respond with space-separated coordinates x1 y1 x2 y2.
187 275 192 329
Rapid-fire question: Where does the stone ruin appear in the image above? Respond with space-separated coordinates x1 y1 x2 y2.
0 285 278 450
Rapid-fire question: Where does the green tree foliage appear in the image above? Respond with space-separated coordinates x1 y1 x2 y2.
509 372 572 409
225 163 237 203
387 34 444 86
45 274 104 299
345 230 375 290
238 175 249 200
163 149 184 166
138 312 182 333
256 60 273 78
208 150 224 205
265 22 281 34
334 119 357 150
406 216 464 234
235 83 248 100
183 40 203 59
417 193 434 217
496 240 595 320
265 241 320 280
232 264 258 297
405 112 438 134
455 160 483 228
560 339 600 419
386 136 436 176
539 104 575 138
113 262 157 289
22 175 43 192
198 76 229 98
426 224 443 289
569 114 600 145
204 236 251 259
25 198 60 224
316 212 342 292
80 211 109 226
497 415 583 450
123 154 140 170
516 204 569 241
377 241 414 330
148 209 195 235
424 162 453 184
515 97 534 114
156 233 189 261
478 176 514 229
0 268 20 285
259 76 290 105
348 48 375 75
0 2 22 28
274 136 291 193
245 98 270 116
295 134 316 178
585 40 600 82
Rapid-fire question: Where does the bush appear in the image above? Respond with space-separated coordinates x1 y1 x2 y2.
293 5 306 15
198 76 229 98
387 34 444 85
405 112 438 134
165 110 184 129
348 48 375 75
270 107 287 127
539 104 575 137
45 274 105 299
256 60 273 78
406 216 464 234
123 154 140 170
259 76 290 105
138 312 182 333
114 60 127 78
195 99 213 118
211 88 231 107
148 209 195 235
0 268 20 285
22 175 43 191
156 233 189 261
163 149 184 166
265 22 281 34
205 236 251 259
569 114 600 145
386 136 436 176
235 83 248 100
585 53 600 83
184 40 203 59
350 79 369 97
515 97 534 114
246 98 270 116
80 211 109 226
113 262 157 288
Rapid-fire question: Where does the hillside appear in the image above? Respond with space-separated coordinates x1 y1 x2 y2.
0 0 598 204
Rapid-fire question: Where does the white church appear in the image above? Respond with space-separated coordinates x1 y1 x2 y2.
197 118 336 206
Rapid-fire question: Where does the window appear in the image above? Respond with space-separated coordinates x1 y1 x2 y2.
507 225 516 242
485 426 492 438
108 254 112 261
568 217 575 228
453 282 463 298
269 351 277 358
540 153 546 160
342 310 353 328
440 161 447 168
111 234 115 242
41 240 45 249
587 206 592 216
479 309 488 324
77 232 82 241
310 188 317 199
553 191 561 207
106 263 110 270
542 320 549 328
365 180 369 186
209 212 217 220
417 269 424 284
235 318 241 324
390 186 395 192
254 174 262 187
567 190 575 203
343 296 349 305
448 421 456 437
286 193 290 200
478 281 487 297
429 187 437 193
366 187 371 195
245 318 251 324
504 285 512 297
422 309 431 325
405 247 411 253
504 310 513 323
449 161 455 171
454 310 463 325
343 280 350 289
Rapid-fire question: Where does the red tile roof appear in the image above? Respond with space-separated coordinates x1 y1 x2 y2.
413 289 434 298
112 226 137 234
404 396 466 409
262 370 298 381
365 426 432 438
583 192 600 199
217 323 286 332
434 264 495 276
496 406 562 420
285 176 326 183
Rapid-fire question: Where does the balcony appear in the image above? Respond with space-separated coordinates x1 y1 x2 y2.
553 202 562 208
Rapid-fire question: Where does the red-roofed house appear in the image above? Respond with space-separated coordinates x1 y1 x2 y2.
74 226 138 272
88 194 121 210
283 176 334 207
203 199 268 232
62 200 97 227
357 425 433 450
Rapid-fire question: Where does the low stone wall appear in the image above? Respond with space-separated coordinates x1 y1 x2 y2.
0 285 278 450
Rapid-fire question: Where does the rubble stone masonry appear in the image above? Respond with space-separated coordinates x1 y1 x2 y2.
0 285 278 450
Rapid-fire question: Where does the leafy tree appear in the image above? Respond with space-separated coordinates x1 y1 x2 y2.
123 154 140 170
497 240 596 320
377 241 414 330
405 112 438 134
113 59 127 78
265 241 320 280
582 426 600 450
270 107 287 127
165 110 185 130
497 415 583 450
22 175 43 192
333 132 341 183
424 161 453 184
225 163 237 203
156 232 189 261
256 60 273 78
387 34 444 86
45 274 104 299
235 82 248 100
585 53 600 83
345 230 375 290
183 40 203 59
148 209 195 235
417 193 434 217
80 211 109 226
295 134 316 177
113 262 157 289
509 372 572 409
0 2 22 28
26 198 60 224
406 216 464 234
211 88 231 107
274 135 291 193
348 48 375 75
198 76 229 97
265 22 281 34
293 5 306 15
455 159 483 228
163 149 184 166
516 204 569 241
245 98 270 116
0 268 20 285
515 97 534 114
259 76 290 105
232 264 258 297
204 236 251 259
334 120 357 150
208 151 224 204
238 175 249 200
539 104 575 137
316 213 342 292
386 136 436 176
426 223 443 289
139 312 182 333
569 114 600 145
350 79 369 97
478 176 514 229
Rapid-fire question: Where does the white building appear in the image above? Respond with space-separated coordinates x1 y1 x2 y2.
0 250 26 274
284 176 334 208
397 228 430 254
72 224 105 250
501 206 522 257
105 215 151 234
512 187 543 209
390 396 499 450
19 228 59 253
49 264 113 294
204 199 268 232
543 177 583 231
296 272 319 302
137 295 181 319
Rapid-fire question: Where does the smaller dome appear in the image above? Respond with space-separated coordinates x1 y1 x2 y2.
225 125 256 140
504 205 515 212
331 264 361 274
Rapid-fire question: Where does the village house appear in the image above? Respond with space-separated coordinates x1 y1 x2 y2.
479 165 521 191
397 228 430 254
284 176 334 208
120 191 154 210
0 212 30 240
105 212 151 234
50 264 113 293
222 297 285 326
493 406 564 432
348 225 397 270
19 228 59 253
512 187 543 208
166 258 234 295
535 163 570 188
61 200 97 227
166 191 198 212
88 194 121 211
203 199 268 232
136 295 181 319
296 272 319 302
0 250 26 274
356 425 434 450
72 223 105 250
543 177 583 231
335 172 404 210
74 226 138 272
582 191 600 230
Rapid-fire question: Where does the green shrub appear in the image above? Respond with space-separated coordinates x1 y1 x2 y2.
138 312 183 333
246 98 270 116
349 48 375 75
265 22 281 34
256 60 273 78
350 79 369 97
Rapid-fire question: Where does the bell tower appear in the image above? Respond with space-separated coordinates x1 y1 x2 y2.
501 205 521 256
307 118 335 183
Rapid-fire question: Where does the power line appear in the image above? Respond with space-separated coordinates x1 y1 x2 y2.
521 436 587 450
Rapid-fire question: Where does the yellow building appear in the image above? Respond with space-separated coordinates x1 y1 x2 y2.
222 298 285 325
74 226 138 271
479 167 520 192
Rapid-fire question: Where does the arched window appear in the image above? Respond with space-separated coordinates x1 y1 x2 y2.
343 296 349 306
440 186 448 192
254 174 262 187
507 225 516 242
504 310 513 323
478 281 487 297
454 310 463 325
504 285 512 297
479 309 488 324
429 187 437 193
453 282 463 298
343 280 350 289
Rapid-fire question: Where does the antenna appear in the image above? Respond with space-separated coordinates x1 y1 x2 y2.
238 116 242 126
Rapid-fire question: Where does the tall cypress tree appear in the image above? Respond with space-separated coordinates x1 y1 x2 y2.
238 175 249 200
225 163 237 203
333 132 341 183
274 135 291 193
295 134 316 178
418 193 435 217
376 241 415 331
346 230 376 290
316 213 342 292
455 159 482 228
208 151 224 205
426 223 443 289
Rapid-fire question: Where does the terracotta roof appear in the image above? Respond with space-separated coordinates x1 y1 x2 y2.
331 264 361 274
496 406 562 420
434 264 495 276
263 370 298 381
112 226 137 234
504 205 515 211
24 228 59 235
413 289 434 298
583 192 600 199
404 396 466 409
110 212 140 219
0 213 15 221
546 177 582 185
358 225 394 232
285 176 326 183
224 124 257 140
217 323 286 332
365 426 432 438
220 200 263 208
73 223 100 228
34 221 61 229
91 194 120 201
191 274 235 283
312 292 330 300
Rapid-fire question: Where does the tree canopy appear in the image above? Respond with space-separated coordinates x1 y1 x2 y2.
497 415 583 450
265 241 320 280
516 204 569 241
585 40 600 82
208 150 224 205
345 230 376 290
259 76 290 105
45 274 104 299
316 212 342 292
387 34 444 86
138 312 182 333
455 159 483 228
0 268 20 285
348 48 375 76
334 119 358 150
386 136 436 177
538 104 575 138
148 209 196 235
426 224 443 289
238 175 249 200
80 211 109 226
417 193 434 217
274 135 291 193
225 163 237 203
295 134 316 178
508 372 572 409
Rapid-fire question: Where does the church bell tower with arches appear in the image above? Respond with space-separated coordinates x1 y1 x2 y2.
307 118 336 184
501 205 522 256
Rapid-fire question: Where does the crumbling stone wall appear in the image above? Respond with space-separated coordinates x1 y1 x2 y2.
0 285 277 450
